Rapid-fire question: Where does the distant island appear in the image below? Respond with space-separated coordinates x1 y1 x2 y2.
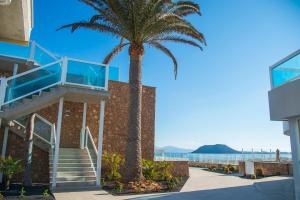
155 146 193 153
192 144 240 154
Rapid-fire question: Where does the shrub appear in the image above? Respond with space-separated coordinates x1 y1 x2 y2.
0 156 23 190
114 181 124 193
19 187 26 197
223 166 230 174
0 193 3 200
250 174 256 179
142 160 158 180
156 161 173 181
103 152 124 181
166 177 179 191
43 189 50 199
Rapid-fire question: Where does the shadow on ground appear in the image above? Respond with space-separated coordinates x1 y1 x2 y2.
126 179 295 200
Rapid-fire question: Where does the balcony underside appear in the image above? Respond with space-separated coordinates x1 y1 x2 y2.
269 78 300 121
0 84 109 121
0 0 33 45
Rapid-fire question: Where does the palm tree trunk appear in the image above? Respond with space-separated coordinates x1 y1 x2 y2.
23 113 35 186
124 45 144 182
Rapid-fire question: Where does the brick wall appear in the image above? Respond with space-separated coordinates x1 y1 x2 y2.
0 127 49 183
238 161 292 176
87 81 155 160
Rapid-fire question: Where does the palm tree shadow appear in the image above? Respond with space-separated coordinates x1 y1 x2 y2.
125 179 294 200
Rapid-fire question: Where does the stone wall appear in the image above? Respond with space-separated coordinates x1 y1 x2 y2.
238 161 292 176
168 161 189 177
86 81 155 160
37 81 156 160
189 161 238 170
0 127 49 183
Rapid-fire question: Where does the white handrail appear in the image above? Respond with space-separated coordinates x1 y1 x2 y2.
86 127 98 154
6 59 63 81
13 120 51 145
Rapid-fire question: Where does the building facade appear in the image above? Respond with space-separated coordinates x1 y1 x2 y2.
268 49 300 200
0 41 155 189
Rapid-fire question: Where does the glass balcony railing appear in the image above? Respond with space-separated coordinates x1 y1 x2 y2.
0 41 58 66
271 51 300 88
0 41 120 106
5 61 62 103
66 59 106 88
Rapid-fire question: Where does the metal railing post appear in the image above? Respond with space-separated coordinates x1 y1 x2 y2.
61 57 68 84
0 77 7 110
29 41 36 62
105 64 109 90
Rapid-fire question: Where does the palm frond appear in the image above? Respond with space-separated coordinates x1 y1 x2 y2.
149 42 178 79
103 38 129 64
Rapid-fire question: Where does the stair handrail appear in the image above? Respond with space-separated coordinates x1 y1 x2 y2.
85 126 98 154
85 126 97 175
13 113 55 146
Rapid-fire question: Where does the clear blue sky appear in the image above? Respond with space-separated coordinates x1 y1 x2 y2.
30 0 300 152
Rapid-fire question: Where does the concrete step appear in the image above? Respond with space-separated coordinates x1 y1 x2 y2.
49 155 90 160
54 176 96 182
50 167 95 172
51 171 96 177
55 163 93 168
50 159 92 164
52 180 97 190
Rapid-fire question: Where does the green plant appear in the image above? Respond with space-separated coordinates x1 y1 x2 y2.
58 0 206 182
0 193 4 200
0 156 23 190
223 166 229 174
103 152 124 181
250 174 256 179
156 161 173 181
114 181 124 193
166 177 179 191
142 160 158 180
43 189 50 199
19 187 26 197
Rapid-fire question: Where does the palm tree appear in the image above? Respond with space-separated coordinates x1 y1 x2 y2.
58 0 206 182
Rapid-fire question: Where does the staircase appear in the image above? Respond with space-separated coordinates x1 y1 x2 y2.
50 148 97 190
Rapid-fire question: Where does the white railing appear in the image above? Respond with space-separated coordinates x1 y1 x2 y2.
13 113 55 146
85 126 97 176
0 56 110 109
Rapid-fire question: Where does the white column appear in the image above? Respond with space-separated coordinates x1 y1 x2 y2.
289 118 300 200
80 103 87 149
96 100 105 186
0 127 9 183
52 97 64 188
13 64 18 76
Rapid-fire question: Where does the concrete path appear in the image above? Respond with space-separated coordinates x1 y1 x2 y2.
54 167 294 200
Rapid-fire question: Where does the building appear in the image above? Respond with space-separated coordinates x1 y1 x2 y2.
0 41 156 189
268 50 300 200
0 0 33 45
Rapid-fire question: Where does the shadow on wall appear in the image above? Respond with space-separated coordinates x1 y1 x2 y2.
125 179 294 200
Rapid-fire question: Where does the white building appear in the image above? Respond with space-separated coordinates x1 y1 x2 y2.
268 49 300 200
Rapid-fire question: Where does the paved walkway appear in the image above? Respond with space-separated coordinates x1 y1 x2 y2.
54 168 294 200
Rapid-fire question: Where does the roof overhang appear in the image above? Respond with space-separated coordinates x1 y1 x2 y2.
0 0 33 46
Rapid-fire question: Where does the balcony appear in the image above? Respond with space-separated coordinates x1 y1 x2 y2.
269 49 300 121
0 41 119 107
270 50 300 88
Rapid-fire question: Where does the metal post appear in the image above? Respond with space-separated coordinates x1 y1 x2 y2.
96 100 105 186
61 57 68 84
0 78 7 110
289 118 300 200
105 65 109 90
29 41 36 62
80 103 87 149
52 97 64 188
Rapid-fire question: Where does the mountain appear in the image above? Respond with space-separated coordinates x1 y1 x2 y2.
155 146 193 153
192 144 240 154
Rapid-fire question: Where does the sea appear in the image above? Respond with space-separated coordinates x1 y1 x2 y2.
154 152 292 165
